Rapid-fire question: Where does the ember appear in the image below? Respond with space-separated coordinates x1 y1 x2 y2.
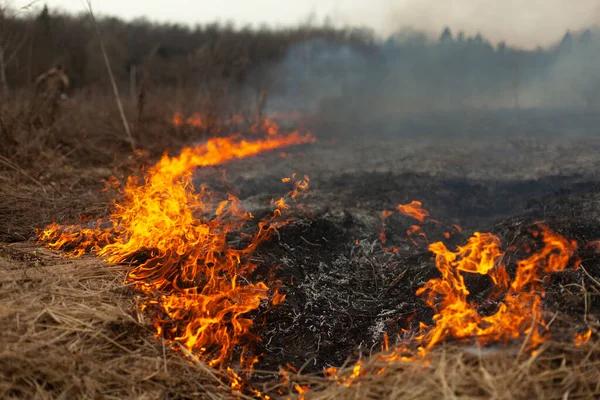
395 200 429 222
575 329 593 346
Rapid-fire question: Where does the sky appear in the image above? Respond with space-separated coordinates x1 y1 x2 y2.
11 0 600 49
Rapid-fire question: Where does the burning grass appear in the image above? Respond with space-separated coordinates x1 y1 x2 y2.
3 104 600 398
38 128 314 372
295 340 600 399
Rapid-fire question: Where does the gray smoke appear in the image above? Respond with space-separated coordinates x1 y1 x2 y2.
264 28 600 134
337 0 600 49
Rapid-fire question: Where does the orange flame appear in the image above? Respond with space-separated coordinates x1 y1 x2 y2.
406 225 427 246
380 201 578 353
396 201 429 222
575 329 592 346
172 112 184 126
170 112 307 138
321 214 579 392
324 360 364 388
417 225 576 349
294 384 310 396
186 112 203 127
38 130 315 371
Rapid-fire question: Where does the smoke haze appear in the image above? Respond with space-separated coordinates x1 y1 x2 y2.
335 0 600 49
264 26 600 137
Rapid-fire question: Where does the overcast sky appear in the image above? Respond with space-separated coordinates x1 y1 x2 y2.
12 0 600 49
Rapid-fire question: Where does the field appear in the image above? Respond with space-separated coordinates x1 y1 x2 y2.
2 98 600 399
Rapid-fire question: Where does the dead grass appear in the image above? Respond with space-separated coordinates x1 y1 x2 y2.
0 88 200 241
1 240 599 400
0 242 236 399
296 341 600 400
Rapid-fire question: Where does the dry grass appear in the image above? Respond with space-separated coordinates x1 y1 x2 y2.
0 242 236 399
0 87 236 241
298 341 600 400
1 240 599 400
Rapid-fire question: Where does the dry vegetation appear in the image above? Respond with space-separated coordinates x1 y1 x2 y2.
0 243 234 399
2 242 600 399
2 5 600 400
306 341 600 399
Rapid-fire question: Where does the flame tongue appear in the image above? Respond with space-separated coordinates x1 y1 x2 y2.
152 281 270 367
39 131 314 369
395 201 429 222
416 224 577 350
380 201 578 352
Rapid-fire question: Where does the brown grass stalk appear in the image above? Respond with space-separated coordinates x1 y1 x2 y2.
84 0 136 152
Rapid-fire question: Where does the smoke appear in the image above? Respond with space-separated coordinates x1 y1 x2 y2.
265 39 370 113
333 0 600 49
264 27 600 136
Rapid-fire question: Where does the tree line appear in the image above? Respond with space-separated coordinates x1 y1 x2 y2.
1 4 598 109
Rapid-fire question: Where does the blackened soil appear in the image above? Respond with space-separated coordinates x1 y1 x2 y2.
248 211 600 374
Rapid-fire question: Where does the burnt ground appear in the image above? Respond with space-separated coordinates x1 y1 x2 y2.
189 126 600 374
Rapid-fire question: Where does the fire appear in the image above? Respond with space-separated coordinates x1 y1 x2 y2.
38 129 315 371
575 329 592 346
417 225 576 350
381 200 429 222
317 203 581 393
171 112 308 138
395 200 430 222
39 113 590 399
294 384 310 395
407 225 427 246
381 201 578 352
380 202 431 250
324 360 365 388
172 111 212 128
172 112 184 126
380 201 579 353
